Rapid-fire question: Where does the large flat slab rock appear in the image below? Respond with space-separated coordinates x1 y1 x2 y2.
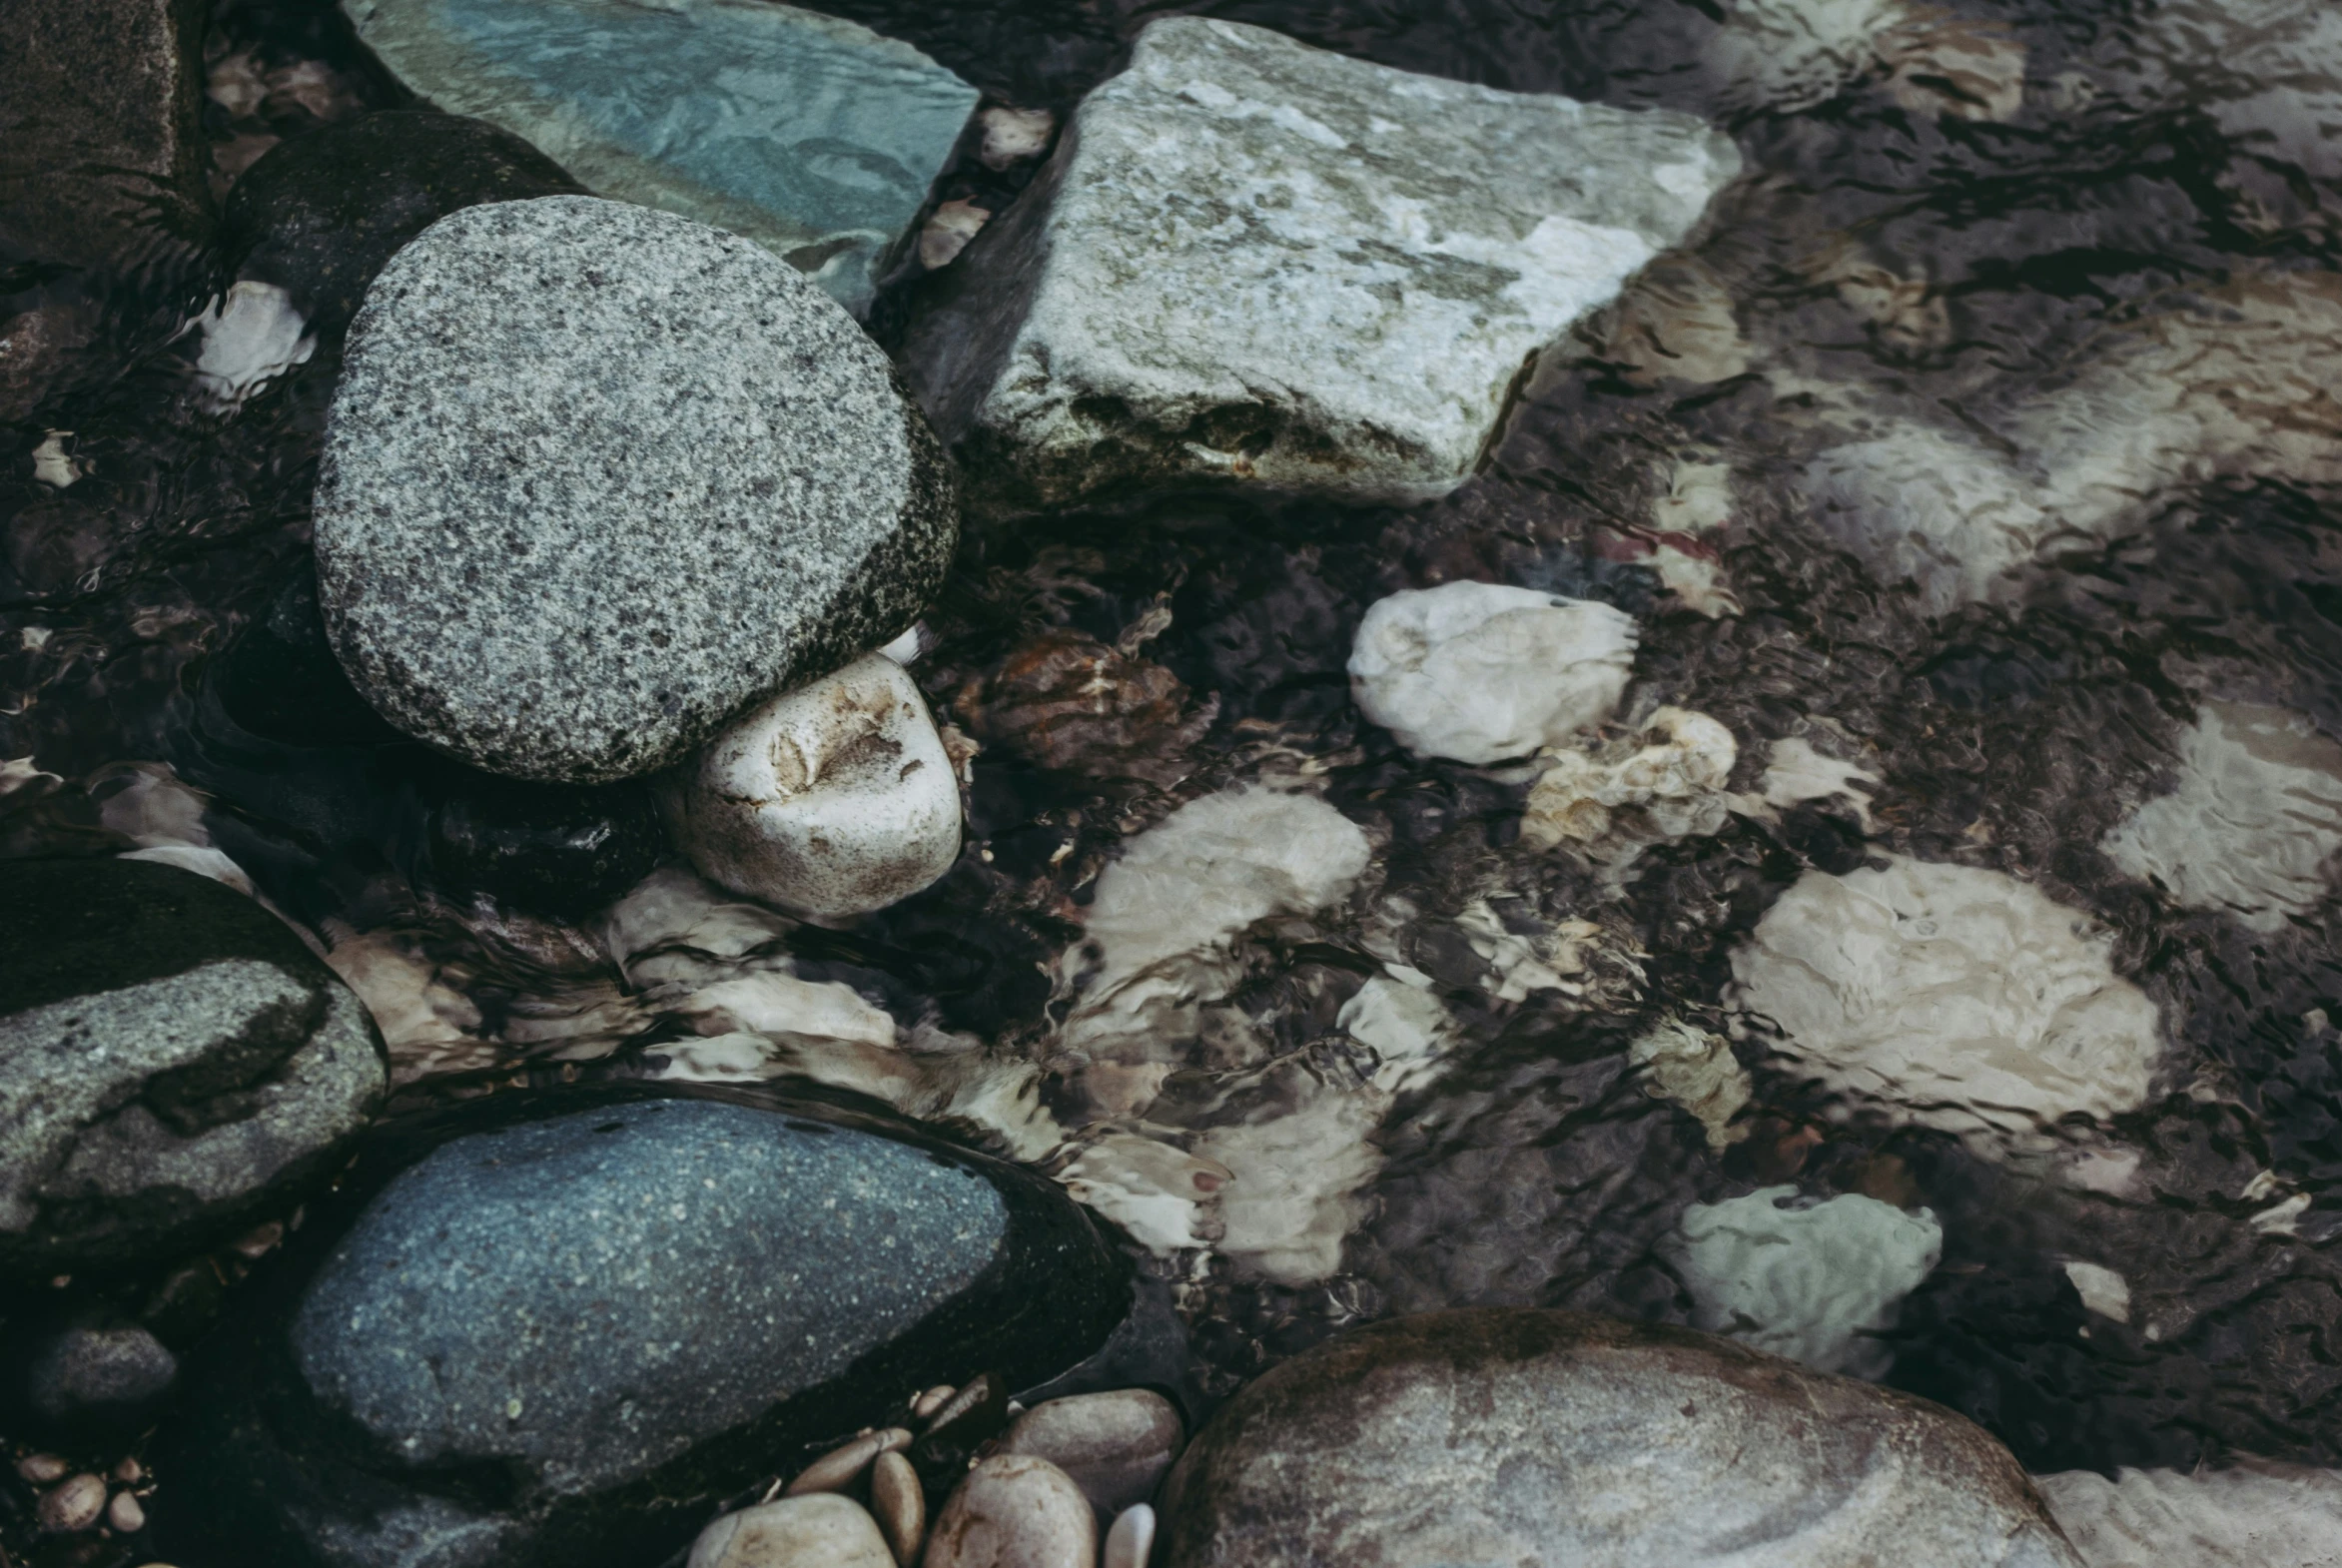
901 18 1739 518
155 1088 1131 1568
1159 1308 2082 1568
315 195 957 784
340 0 979 315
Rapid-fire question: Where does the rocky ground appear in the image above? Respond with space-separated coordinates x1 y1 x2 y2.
8 0 2342 1564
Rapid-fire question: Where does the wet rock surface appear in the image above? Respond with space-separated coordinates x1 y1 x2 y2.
997 1388 1182 1519
315 195 958 783
1159 1309 2082 1568
902 16 1737 517
925 1453 1098 1568
153 1087 1130 1568
0 858 385 1274
341 0 979 314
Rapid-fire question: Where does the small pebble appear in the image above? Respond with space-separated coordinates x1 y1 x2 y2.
977 106 1056 170
18 1452 70 1483
870 1449 923 1564
109 1488 147 1532
784 1427 912 1496
924 1455 1096 1568
911 1372 1010 1493
686 1492 893 1568
919 199 989 270
230 1219 285 1259
998 1390 1182 1518
113 1457 144 1483
38 1472 108 1533
1103 1504 1155 1568
912 1384 957 1421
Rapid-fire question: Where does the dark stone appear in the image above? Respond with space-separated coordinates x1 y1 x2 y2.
154 1084 1131 1568
223 110 585 337
907 1370 1009 1497
211 559 405 748
0 859 386 1275
419 765 665 918
1158 1308 2081 1568
0 0 215 419
24 1319 179 1436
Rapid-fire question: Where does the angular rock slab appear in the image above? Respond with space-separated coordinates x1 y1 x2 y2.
340 0 979 315
315 196 957 783
901 17 1739 517
1159 1308 2082 1568
0 859 385 1275
154 1087 1130 1568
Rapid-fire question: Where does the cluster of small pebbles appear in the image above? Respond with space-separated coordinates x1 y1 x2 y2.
15 1450 155 1545
692 1381 1180 1568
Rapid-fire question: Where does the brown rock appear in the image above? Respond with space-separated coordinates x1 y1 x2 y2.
924 1455 1097 1568
1158 1308 2082 1568
688 1493 895 1568
998 1389 1182 1518
871 1449 925 1564
785 1427 913 1496
37 1472 107 1533
955 630 1210 785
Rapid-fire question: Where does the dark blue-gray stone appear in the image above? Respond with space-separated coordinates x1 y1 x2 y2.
153 1087 1130 1568
339 0 979 315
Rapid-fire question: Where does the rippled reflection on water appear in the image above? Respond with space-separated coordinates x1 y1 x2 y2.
11 0 2342 1481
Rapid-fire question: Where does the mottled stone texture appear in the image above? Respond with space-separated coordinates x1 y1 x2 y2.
315 196 958 784
901 18 1739 518
340 0 978 314
0 859 386 1275
1159 1309 2081 1568
154 1087 1131 1568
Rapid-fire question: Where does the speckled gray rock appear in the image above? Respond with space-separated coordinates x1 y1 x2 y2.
0 859 386 1275
341 0 978 315
315 195 957 784
999 1390 1182 1519
155 1089 1131 1568
24 1321 180 1432
900 17 1739 518
1159 1308 2082 1568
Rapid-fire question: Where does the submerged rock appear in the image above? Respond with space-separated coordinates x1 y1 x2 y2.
224 110 586 337
156 1088 1130 1568
1159 1308 2079 1568
340 0 978 315
2035 1461 2342 1568
0 858 385 1274
902 17 1737 517
315 195 957 784
1731 857 2163 1156
2100 701 2342 931
1349 582 1638 764
687 1494 894 1568
997 1389 1183 1520
21 1319 180 1437
1668 1184 1943 1378
667 653 962 919
925 1454 1098 1568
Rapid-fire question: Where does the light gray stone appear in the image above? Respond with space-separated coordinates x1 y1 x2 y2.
688 1494 895 1568
998 1389 1183 1519
340 0 979 315
926 1454 1098 1568
315 196 957 784
900 17 1738 517
0 859 386 1274
1159 1309 2082 1568
667 652 962 917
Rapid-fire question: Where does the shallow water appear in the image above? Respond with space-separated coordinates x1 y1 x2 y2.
11 0 2342 1513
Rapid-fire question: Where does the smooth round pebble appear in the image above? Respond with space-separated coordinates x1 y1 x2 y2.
18 1452 69 1483
687 1492 895 1568
871 1449 925 1563
786 1427 913 1496
1103 1504 1155 1568
109 1488 146 1532
925 1454 1097 1568
667 652 962 917
998 1389 1182 1518
913 1384 957 1420
37 1472 107 1532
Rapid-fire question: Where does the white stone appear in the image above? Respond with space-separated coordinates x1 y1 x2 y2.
2035 1463 2342 1568
1104 1504 1156 1568
1191 1086 1386 1287
193 280 314 412
2062 1261 2131 1322
1630 1019 1751 1150
31 429 79 487
667 653 961 919
2101 702 2342 931
1520 705 1737 872
1757 735 1880 829
902 17 1737 516
1670 1185 1942 1378
919 198 989 270
1349 582 1638 764
978 106 1055 170
1731 856 2164 1155
1337 973 1456 1095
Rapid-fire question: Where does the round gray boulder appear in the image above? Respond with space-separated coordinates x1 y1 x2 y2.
315 195 958 783
1159 1308 2082 1568
0 858 386 1275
